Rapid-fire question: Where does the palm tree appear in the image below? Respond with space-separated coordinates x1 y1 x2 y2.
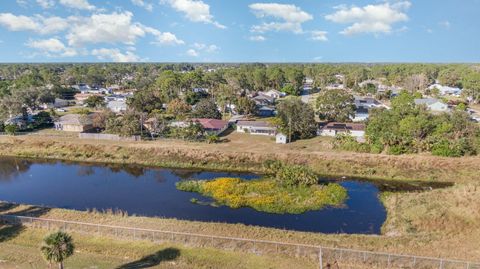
40 231 75 269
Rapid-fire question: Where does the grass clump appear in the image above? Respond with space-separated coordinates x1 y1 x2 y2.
176 177 347 214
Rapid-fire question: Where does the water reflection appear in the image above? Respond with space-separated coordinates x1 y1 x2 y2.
0 158 31 181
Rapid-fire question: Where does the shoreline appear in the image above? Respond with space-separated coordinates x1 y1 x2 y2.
2 134 479 184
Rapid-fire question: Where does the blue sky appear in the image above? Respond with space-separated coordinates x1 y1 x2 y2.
0 0 479 62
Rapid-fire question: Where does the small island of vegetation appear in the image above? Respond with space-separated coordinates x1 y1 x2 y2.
176 161 348 214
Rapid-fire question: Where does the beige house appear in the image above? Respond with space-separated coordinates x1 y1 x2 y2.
54 114 93 132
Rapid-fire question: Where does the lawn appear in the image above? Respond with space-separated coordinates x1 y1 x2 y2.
0 224 317 269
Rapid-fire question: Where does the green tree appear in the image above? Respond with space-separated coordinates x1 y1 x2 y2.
236 97 257 116
315 89 355 122
84 95 105 108
285 67 305 91
166 98 192 120
192 99 222 119
462 71 480 103
275 97 317 142
281 84 300 96
4 124 17 135
40 231 75 269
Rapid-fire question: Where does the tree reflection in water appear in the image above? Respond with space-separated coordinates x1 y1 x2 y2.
0 157 31 181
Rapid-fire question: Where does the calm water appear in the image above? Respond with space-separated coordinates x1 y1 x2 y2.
0 157 386 234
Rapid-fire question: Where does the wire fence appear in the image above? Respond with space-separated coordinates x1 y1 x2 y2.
1 214 479 269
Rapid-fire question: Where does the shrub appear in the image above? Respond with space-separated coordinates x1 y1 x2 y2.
206 134 220 144
275 164 318 187
0 121 4 132
263 160 318 187
332 134 371 153
4 124 17 135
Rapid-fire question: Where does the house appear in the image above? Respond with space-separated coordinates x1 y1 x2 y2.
74 93 103 105
354 96 383 109
318 122 365 140
257 106 276 117
107 100 127 113
41 98 69 109
263 90 286 99
236 121 277 136
4 115 32 130
352 107 370 122
193 88 209 93
252 93 275 106
191 118 229 135
428 84 462 96
325 83 344 90
414 98 449 112
72 83 90 93
276 133 288 144
54 114 93 132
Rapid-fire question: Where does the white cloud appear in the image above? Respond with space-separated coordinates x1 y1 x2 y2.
0 13 39 32
131 0 153 11
164 0 226 29
249 3 313 34
26 38 77 57
311 30 328 41
16 0 28 8
59 0 95 10
92 48 141 62
249 35 266 41
325 1 411 35
186 49 198 57
40 16 71 35
66 12 148 47
439 20 451 29
193 43 219 53
153 32 185 45
0 13 70 34
36 0 55 9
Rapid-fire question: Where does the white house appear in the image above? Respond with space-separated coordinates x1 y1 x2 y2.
263 89 286 99
236 121 277 136
276 133 288 144
107 100 127 113
428 84 462 96
318 122 365 140
354 96 384 109
414 98 449 112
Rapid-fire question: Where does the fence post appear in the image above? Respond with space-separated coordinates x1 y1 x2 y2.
363 251 367 263
412 257 416 268
388 254 391 268
319 247 323 269
439 259 443 269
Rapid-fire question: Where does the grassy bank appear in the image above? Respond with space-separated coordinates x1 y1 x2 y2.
1 133 479 183
0 225 316 269
177 178 347 214
1 196 480 262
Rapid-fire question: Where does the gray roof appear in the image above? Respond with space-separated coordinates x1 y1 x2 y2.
56 114 93 125
237 121 273 128
414 98 442 106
